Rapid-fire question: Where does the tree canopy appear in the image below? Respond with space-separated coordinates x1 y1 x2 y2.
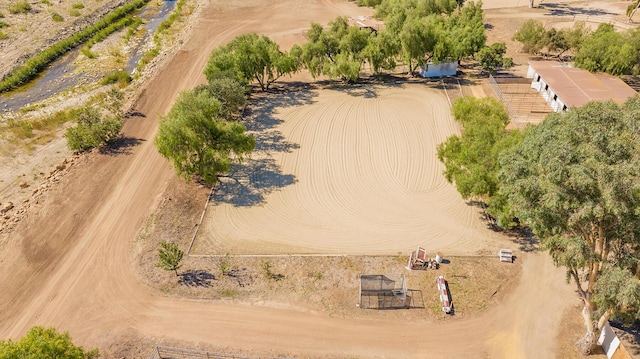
476 42 513 73
498 97 640 353
437 96 520 205
204 33 300 91
154 89 255 185
575 23 640 75
0 326 99 359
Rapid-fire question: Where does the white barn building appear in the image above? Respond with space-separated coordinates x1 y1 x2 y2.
527 61 636 112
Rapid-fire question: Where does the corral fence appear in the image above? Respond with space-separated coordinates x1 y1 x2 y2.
489 74 552 128
148 346 296 359
545 14 634 30
489 74 522 125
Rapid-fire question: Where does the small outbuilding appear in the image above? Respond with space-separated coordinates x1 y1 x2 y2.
527 61 636 112
419 61 458 78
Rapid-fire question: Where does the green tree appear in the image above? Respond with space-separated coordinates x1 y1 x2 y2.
476 42 513 73
362 29 399 74
205 33 300 91
437 97 515 201
300 17 375 82
195 77 248 120
156 241 184 276
574 23 639 75
0 326 99 359
64 105 123 152
498 98 640 353
154 89 255 185
512 19 546 54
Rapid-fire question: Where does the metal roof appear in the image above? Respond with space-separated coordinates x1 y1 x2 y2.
528 61 637 108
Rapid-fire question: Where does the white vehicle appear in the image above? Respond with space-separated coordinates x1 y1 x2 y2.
436 275 453 314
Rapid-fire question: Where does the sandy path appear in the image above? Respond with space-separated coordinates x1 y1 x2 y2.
0 0 581 358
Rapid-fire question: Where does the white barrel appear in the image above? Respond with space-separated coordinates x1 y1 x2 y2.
435 252 443 263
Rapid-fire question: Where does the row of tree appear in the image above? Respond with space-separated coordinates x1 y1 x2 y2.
438 96 640 354
203 1 506 88
513 19 640 75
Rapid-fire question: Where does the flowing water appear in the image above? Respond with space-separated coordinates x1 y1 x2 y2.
0 0 177 114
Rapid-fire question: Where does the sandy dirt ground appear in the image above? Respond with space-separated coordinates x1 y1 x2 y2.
0 0 633 358
194 82 506 256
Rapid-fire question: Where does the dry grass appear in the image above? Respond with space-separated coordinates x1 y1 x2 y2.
135 176 522 322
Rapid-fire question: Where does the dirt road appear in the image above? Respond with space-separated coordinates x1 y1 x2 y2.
0 0 583 358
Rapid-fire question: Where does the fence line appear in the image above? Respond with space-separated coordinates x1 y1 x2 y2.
148 345 296 359
545 14 634 30
488 74 524 128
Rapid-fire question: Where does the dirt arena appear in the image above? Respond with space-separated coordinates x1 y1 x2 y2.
193 82 505 256
0 0 634 358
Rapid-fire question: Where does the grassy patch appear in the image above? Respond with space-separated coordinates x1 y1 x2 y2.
0 31 8 40
8 1 32 14
135 0 188 75
0 108 78 150
81 47 97 59
0 0 150 93
69 9 81 17
51 12 64 22
0 21 9 28
71 3 85 9
219 289 238 298
100 70 132 86
41 0 53 5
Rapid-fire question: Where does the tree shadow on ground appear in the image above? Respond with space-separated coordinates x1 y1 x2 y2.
540 3 615 17
99 137 145 156
323 77 406 98
504 226 539 253
213 157 296 207
210 83 311 207
467 200 539 253
179 270 215 287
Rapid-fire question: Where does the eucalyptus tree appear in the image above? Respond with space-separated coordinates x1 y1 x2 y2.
498 98 640 354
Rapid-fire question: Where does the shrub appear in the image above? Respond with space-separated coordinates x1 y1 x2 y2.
41 0 53 5
0 31 8 40
0 21 8 28
69 9 81 17
72 3 85 9
51 12 64 22
100 70 132 86
64 105 123 152
8 1 32 14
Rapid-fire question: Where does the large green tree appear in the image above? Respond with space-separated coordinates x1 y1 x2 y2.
194 77 248 120
0 326 99 359
205 33 300 91
512 19 546 54
498 98 640 353
437 97 521 216
476 42 513 73
154 89 255 185
300 17 376 82
574 23 640 75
